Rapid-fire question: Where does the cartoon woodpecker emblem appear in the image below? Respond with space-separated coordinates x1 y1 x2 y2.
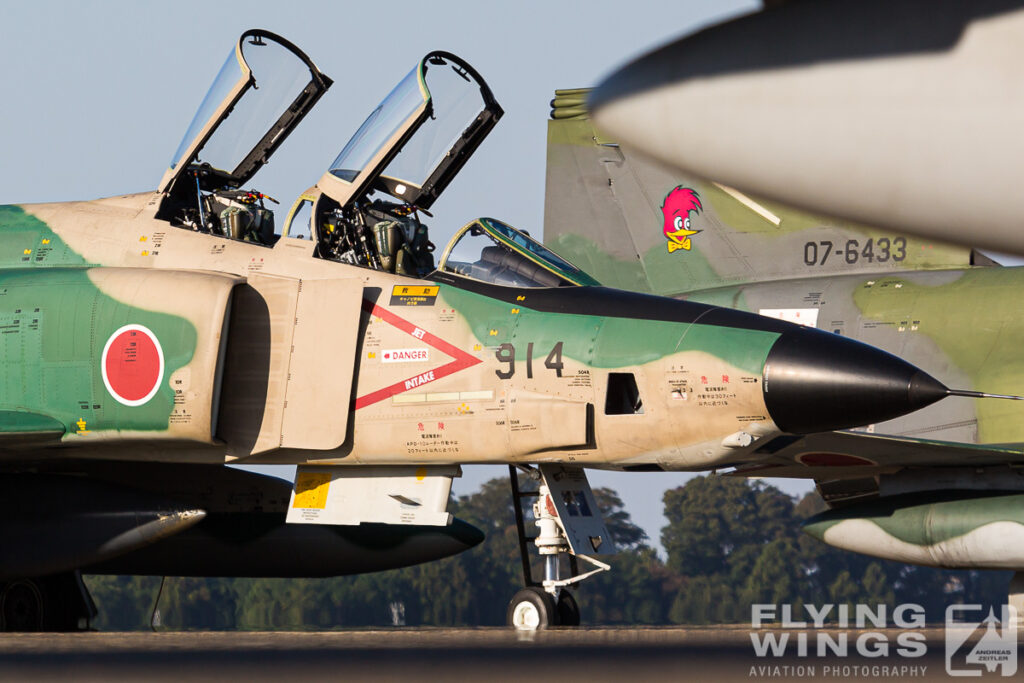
661 186 702 253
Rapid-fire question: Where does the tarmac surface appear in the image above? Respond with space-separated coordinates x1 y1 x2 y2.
0 627 1015 682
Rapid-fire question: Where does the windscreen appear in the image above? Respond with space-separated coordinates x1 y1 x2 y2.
483 219 587 277
441 219 599 288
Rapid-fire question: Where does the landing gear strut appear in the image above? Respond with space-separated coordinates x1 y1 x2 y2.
505 465 609 629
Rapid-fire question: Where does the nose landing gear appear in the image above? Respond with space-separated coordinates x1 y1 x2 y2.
505 465 611 629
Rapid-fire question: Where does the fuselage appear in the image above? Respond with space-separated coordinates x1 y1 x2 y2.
0 193 947 471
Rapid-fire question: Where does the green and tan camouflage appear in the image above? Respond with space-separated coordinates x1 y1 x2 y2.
0 30 1012 630
3 195 927 470
545 89 1024 449
804 492 1024 569
543 88 1024 593
2 50 967 476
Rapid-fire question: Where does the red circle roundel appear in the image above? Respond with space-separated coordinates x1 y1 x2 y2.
100 324 165 407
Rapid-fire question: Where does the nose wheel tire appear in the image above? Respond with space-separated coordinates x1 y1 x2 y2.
556 589 580 627
507 587 556 630
0 580 44 632
0 572 94 631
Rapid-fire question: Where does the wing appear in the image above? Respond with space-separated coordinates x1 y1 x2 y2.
729 430 1024 504
732 431 1024 479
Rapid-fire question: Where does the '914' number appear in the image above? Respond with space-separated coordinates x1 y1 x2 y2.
495 342 564 379
803 237 907 266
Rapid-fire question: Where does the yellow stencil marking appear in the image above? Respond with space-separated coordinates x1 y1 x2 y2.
367 351 376 359
293 472 331 509
139 235 147 242
41 238 50 245
489 329 498 336
75 418 90 434
415 467 427 481
516 295 525 301
473 343 482 351
141 250 149 256
391 285 439 297
511 308 520 315
22 249 30 255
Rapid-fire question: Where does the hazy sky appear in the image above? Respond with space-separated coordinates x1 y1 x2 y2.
0 0 816 555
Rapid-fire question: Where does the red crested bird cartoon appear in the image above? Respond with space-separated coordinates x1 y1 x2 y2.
661 186 702 253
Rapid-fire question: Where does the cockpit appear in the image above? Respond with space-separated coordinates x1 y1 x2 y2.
155 30 331 243
304 50 502 277
154 30 599 289
439 218 599 287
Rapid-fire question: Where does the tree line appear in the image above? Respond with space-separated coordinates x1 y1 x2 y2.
85 475 1010 629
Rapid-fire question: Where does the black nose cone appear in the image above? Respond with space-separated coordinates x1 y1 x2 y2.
763 328 948 434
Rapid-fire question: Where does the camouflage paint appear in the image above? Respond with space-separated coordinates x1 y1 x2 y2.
852 270 1024 442
640 237 726 299
545 89 973 298
0 205 93 268
0 409 65 435
544 88 1024 449
437 285 778 375
804 492 1024 547
547 232 652 294
702 181 822 236
548 231 748 305
0 207 197 437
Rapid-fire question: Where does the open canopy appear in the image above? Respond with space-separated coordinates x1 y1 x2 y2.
314 51 502 212
159 29 332 195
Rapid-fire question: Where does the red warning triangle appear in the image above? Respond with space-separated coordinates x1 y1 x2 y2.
353 300 481 410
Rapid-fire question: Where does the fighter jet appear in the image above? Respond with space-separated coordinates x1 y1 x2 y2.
0 29 1009 631
544 87 1024 620
587 0 1024 254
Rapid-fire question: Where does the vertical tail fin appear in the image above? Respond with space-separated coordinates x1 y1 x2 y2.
543 88 978 297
